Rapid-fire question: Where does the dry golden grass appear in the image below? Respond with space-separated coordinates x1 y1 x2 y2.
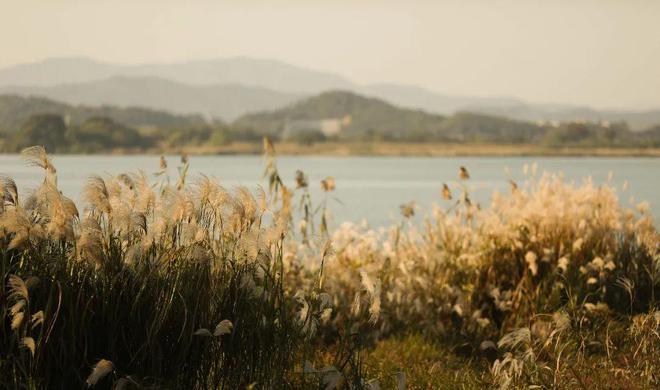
284 160 659 388
1 143 658 389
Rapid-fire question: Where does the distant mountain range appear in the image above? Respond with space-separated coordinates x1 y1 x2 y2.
0 57 352 93
357 84 522 115
464 103 660 132
0 56 659 130
1 76 302 121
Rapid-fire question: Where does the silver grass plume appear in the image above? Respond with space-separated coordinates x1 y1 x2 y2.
85 359 114 387
21 146 57 186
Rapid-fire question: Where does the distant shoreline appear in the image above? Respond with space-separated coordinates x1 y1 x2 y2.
3 141 660 157
149 142 660 157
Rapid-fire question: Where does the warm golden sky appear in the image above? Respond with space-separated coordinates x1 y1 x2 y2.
1 0 659 109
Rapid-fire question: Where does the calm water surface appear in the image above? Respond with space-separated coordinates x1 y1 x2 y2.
1 154 658 227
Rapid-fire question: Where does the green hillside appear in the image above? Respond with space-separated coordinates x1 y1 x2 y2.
2 114 151 153
0 94 206 132
234 90 543 142
438 111 544 143
235 90 445 141
0 76 303 121
1 91 659 152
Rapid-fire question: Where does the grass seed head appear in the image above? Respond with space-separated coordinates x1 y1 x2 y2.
85 359 114 387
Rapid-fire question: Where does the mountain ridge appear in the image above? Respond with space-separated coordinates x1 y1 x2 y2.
0 75 303 121
1 57 659 129
0 56 354 93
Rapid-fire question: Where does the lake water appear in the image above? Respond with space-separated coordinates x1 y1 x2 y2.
1 154 658 227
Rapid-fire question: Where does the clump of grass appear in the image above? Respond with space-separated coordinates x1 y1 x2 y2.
288 162 658 388
308 166 657 329
0 146 322 388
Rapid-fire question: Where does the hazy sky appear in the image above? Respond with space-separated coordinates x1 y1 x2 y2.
1 0 659 109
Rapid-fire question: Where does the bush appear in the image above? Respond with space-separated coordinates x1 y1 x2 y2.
307 171 658 342
5 114 68 153
64 117 149 152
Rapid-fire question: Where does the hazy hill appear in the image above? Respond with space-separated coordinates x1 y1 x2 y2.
1 76 302 121
468 103 660 131
0 94 204 132
598 109 660 131
361 86 660 131
359 84 522 115
0 57 525 120
438 111 544 143
234 90 542 142
0 57 353 93
1 57 658 129
0 57 118 88
235 90 438 140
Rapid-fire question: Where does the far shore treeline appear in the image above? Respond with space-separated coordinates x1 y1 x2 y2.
1 91 659 154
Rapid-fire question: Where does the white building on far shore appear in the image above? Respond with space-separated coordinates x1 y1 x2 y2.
282 115 351 138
